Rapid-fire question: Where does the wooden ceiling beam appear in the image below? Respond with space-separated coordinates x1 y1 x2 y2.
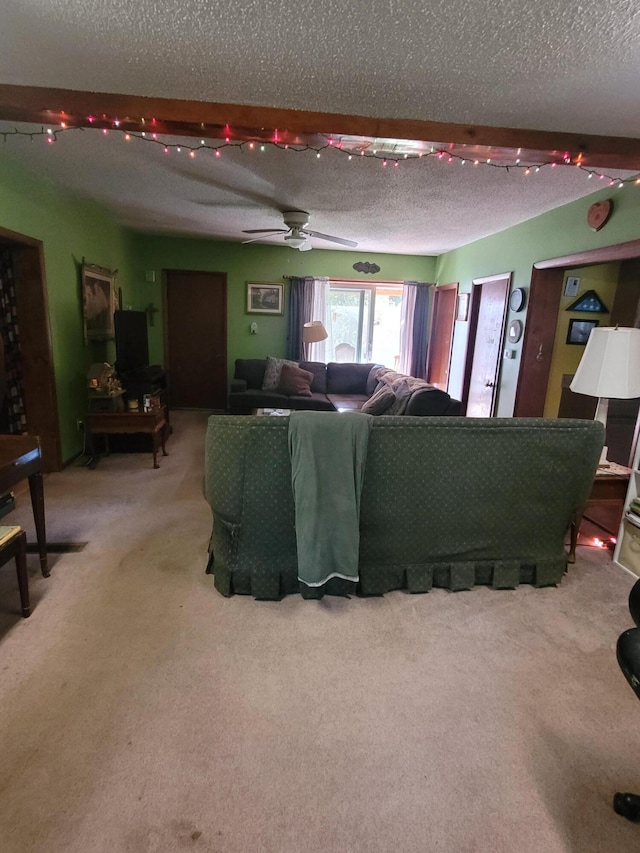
1 83 640 170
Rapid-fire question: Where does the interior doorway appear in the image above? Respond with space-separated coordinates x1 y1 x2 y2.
426 283 457 391
462 273 511 416
164 270 228 410
0 229 61 471
515 239 640 414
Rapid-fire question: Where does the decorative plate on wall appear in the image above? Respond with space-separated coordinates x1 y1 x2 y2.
509 287 526 312
508 319 523 343
587 199 613 231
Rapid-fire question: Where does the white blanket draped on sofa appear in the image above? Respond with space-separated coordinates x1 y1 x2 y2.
288 411 372 589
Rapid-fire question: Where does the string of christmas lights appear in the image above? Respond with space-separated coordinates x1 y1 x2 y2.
0 122 637 187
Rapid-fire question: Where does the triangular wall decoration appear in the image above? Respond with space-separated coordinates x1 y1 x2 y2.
566 289 609 313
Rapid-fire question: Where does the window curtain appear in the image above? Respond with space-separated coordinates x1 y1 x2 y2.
308 277 333 362
286 276 314 360
0 249 26 434
398 281 434 378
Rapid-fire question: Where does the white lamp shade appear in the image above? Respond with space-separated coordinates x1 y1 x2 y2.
570 326 640 399
302 321 328 343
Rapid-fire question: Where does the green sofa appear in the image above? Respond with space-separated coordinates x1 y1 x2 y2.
204 415 604 600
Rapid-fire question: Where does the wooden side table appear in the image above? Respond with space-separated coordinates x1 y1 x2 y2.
569 462 631 562
86 409 169 469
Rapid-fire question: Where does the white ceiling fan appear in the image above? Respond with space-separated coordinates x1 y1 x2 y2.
242 210 357 251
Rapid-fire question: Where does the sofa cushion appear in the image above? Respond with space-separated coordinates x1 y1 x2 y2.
326 362 376 395
278 363 313 396
262 356 296 391
298 360 328 394
361 384 396 415
326 394 369 412
288 393 336 411
228 389 290 410
234 359 268 389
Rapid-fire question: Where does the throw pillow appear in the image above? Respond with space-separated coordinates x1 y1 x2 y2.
278 363 314 397
262 356 296 391
361 384 396 415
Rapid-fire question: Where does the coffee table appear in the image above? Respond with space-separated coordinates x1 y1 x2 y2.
86 409 169 468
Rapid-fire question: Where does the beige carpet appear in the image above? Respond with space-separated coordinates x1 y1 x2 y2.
1 411 640 852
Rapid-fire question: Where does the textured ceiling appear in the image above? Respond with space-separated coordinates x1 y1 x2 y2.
1 0 639 254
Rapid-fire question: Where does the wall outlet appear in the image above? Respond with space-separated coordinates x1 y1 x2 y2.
76 419 84 431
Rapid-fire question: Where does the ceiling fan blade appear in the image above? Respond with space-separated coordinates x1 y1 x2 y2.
242 228 288 234
305 230 358 248
242 231 287 244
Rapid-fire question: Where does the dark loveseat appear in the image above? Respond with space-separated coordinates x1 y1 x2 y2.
228 358 462 415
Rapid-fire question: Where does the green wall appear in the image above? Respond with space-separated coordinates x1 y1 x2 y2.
545 263 620 417
436 183 640 414
0 157 139 463
131 234 435 377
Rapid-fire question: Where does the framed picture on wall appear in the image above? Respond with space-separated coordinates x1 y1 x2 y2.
566 318 599 345
82 264 117 340
246 282 284 315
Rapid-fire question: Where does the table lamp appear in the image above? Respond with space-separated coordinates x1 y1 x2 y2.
302 320 328 359
570 326 640 463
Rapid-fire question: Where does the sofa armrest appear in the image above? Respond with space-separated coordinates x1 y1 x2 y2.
230 379 248 393
405 387 460 416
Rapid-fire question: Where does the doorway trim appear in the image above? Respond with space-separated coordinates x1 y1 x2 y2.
426 282 457 391
514 237 640 417
461 273 511 415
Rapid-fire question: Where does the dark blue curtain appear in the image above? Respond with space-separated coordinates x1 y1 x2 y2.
286 276 314 360
409 283 433 378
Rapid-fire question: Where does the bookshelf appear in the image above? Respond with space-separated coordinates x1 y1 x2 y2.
614 437 640 577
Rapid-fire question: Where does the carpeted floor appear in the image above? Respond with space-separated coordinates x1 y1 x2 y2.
1 411 639 852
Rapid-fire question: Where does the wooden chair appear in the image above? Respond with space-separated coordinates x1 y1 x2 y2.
334 342 356 363
0 526 30 617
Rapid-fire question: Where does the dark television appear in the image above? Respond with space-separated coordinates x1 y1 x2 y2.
114 310 149 375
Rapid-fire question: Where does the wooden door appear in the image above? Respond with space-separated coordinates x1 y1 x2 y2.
164 270 227 410
513 267 564 417
426 283 457 390
464 273 510 417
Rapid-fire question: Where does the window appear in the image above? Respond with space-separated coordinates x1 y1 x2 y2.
328 282 403 366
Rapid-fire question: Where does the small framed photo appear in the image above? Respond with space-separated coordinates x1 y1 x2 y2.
82 264 117 340
246 282 284 315
564 276 580 298
566 318 599 345
456 293 469 322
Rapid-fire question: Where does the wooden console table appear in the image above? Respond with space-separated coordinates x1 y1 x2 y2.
0 435 48 576
86 409 169 469
569 462 631 562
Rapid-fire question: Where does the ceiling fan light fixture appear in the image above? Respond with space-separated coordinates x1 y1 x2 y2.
285 232 306 249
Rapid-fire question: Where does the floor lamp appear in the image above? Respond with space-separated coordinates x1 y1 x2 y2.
570 326 640 464
302 321 328 360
